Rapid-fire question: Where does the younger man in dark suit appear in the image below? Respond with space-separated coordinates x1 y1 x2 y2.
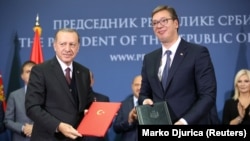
138 5 219 124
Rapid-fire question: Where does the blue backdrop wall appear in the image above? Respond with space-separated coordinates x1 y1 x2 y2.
0 0 250 140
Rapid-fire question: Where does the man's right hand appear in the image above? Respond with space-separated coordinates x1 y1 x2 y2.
142 98 154 105
58 122 82 139
128 108 137 124
23 123 33 137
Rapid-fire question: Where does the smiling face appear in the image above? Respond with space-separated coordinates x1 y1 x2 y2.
53 30 80 66
152 9 179 45
237 74 250 94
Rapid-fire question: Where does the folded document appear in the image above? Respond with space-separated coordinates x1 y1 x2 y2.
136 101 172 125
77 102 121 137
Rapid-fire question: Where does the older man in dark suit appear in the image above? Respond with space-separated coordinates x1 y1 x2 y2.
25 28 94 141
113 75 142 141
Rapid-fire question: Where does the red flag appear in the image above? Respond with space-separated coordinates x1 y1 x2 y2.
0 73 7 112
30 14 44 64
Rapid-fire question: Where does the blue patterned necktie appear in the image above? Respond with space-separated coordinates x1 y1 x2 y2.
161 50 172 91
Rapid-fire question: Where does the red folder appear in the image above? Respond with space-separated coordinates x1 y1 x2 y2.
77 102 121 137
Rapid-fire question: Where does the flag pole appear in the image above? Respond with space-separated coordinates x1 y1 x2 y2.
33 14 42 36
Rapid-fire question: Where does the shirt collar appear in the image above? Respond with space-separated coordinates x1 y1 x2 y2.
56 56 73 72
133 96 138 106
161 36 181 57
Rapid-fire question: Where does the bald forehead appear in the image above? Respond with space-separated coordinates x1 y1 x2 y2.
133 75 142 83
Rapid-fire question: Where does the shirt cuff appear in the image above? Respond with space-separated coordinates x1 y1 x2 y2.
179 118 188 125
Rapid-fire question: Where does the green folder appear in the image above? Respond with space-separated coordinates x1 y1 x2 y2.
136 101 172 125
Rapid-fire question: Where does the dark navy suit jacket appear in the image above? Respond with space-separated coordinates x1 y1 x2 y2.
92 91 110 103
139 39 220 124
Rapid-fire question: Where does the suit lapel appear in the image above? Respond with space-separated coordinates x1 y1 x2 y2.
74 64 87 111
165 39 188 91
154 49 164 92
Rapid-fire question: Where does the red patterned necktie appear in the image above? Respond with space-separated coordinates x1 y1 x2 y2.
65 67 71 85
